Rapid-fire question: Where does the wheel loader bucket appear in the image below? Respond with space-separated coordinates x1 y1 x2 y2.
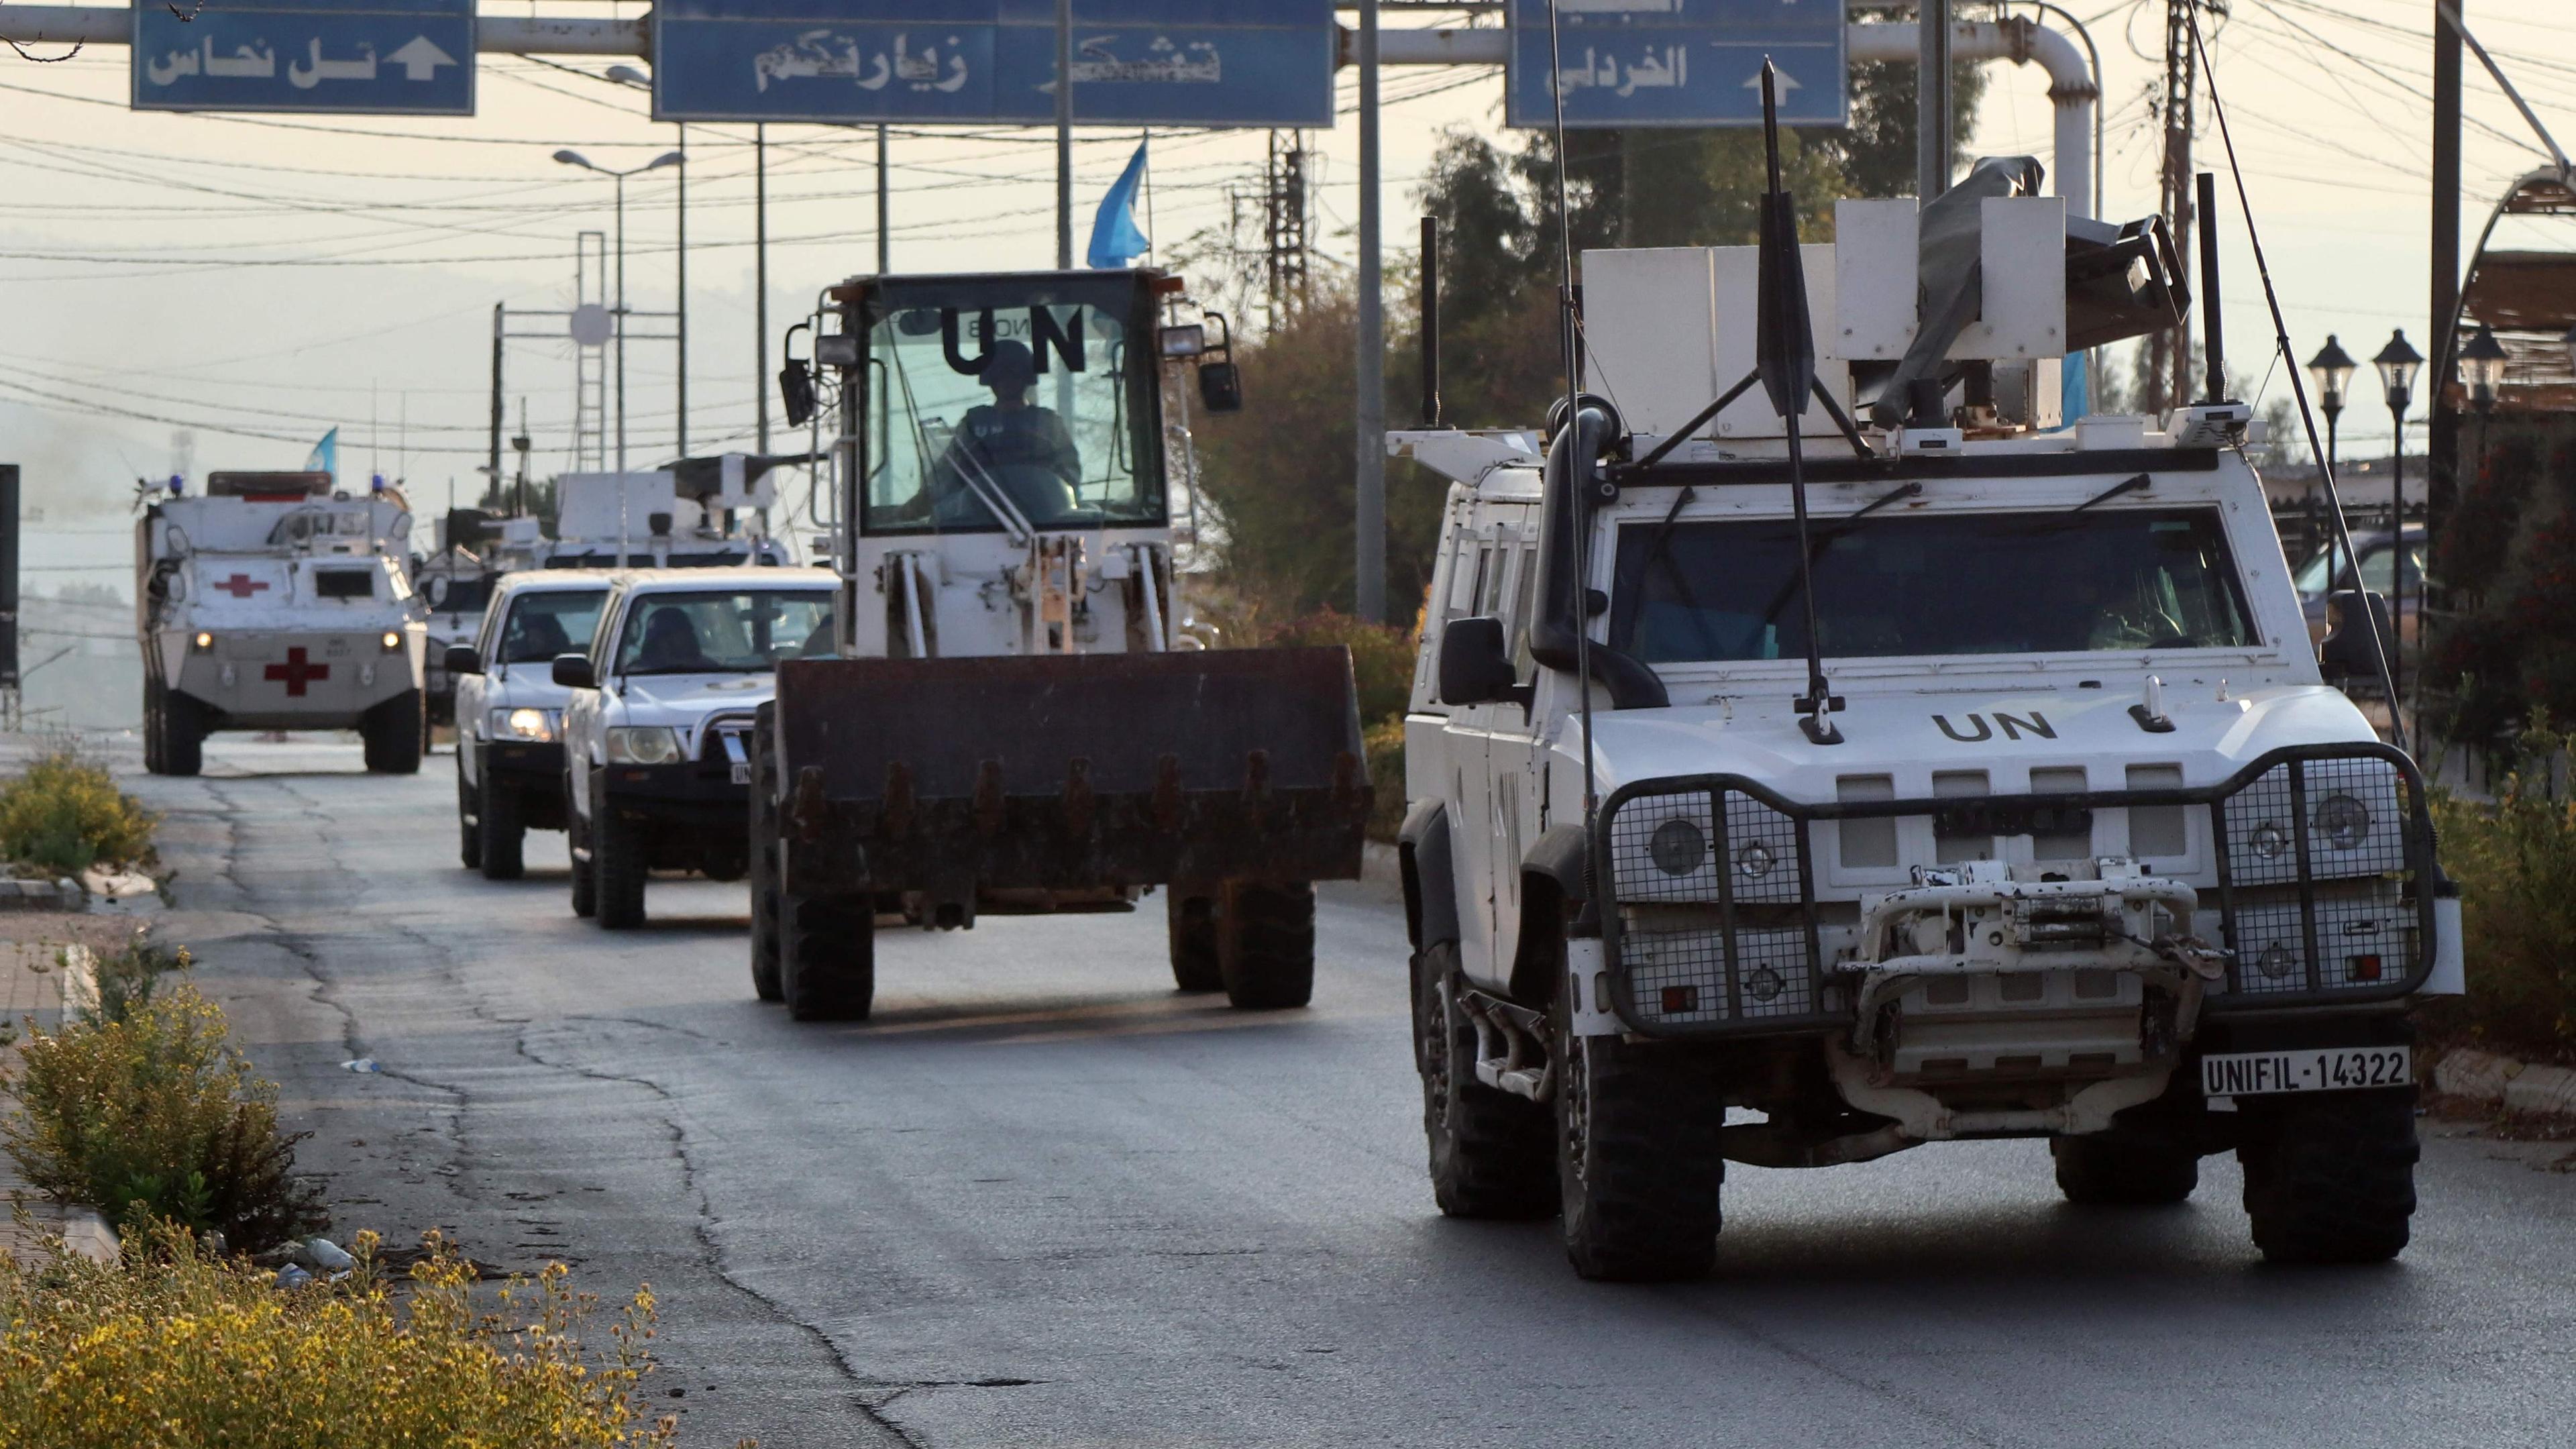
770 647 1370 902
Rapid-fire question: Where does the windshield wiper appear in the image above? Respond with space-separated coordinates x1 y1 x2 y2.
1754 480 1925 631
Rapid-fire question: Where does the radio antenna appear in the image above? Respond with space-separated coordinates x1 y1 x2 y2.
2184 7 2404 747
1754 59 1842 745
1542 0 1603 833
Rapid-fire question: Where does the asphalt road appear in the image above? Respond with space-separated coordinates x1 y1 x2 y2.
113 735 2576 1449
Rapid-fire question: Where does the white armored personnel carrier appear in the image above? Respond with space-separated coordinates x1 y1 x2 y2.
1393 152 2462 1280
137 472 429 775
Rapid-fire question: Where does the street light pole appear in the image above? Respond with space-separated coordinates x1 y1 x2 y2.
1353 0 1385 623
756 123 769 454
553 145 684 476
2307 333 2355 587
614 168 627 472
676 125 688 458
2373 329 2424 713
1055 0 1073 270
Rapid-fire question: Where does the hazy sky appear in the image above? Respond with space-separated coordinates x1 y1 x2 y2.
3 0 2572 526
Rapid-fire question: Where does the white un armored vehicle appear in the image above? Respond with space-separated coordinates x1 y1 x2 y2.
138 471 428 775
747 267 1368 1022
1393 158 2462 1281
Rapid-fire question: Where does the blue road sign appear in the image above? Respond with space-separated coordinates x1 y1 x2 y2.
133 0 474 115
1506 0 1847 129
651 0 1335 127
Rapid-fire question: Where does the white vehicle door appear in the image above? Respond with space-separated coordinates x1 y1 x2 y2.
563 591 627 822
455 595 503 788
1441 518 1520 991
1476 511 1547 989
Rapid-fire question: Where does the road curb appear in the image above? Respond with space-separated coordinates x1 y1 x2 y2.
2431 1045 2576 1117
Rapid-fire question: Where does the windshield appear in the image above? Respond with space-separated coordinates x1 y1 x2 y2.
1611 508 2257 663
497 588 607 664
612 590 834 676
427 574 494 613
2293 539 2420 598
858 274 1162 536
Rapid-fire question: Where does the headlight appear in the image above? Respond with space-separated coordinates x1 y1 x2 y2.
191 631 214 653
1648 817 1707 876
2249 820 2289 859
606 726 682 765
491 707 557 743
2314 793 2371 851
380 631 402 652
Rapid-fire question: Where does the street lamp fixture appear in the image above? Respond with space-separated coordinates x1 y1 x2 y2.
604 64 649 89
2304 334 2358 582
551 147 685 470
2373 329 2424 415
2460 324 2509 416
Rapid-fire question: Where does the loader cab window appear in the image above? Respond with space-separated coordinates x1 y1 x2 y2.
857 276 1164 537
1611 508 2257 663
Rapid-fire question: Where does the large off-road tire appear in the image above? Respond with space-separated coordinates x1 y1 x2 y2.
1415 942 1556 1219
782 890 875 1022
161 687 204 778
361 690 425 775
143 679 166 775
2239 1087 2420 1265
1216 879 1316 1010
456 760 483 871
568 809 597 919
746 720 784 1004
2051 1130 2200 1206
592 802 647 930
1555 989 1723 1282
1166 888 1222 993
477 767 526 881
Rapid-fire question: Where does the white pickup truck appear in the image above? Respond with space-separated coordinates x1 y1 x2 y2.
553 567 837 928
448 572 611 879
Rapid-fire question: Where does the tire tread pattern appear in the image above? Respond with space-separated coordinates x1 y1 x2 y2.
1558 1016 1723 1283
2240 1087 2419 1264
1216 880 1316 1010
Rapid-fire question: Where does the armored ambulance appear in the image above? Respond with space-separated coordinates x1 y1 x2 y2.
137 472 428 775
1393 189 2461 1281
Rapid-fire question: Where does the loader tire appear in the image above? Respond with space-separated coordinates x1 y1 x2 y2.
2052 1131 2199 1206
144 680 166 775
593 804 647 930
1166 888 1222 993
2239 1087 2419 1265
477 769 525 881
1555 987 1722 1282
161 687 205 778
456 760 482 871
782 891 874 1022
362 690 424 775
1415 942 1556 1220
568 810 596 919
1216 879 1315 1010
747 720 784 1004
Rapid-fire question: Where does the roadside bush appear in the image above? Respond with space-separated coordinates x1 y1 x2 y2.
1259 610 1417 728
3 984 324 1252
0 748 157 877
2424 720 2576 1059
0 1223 686 1448
81 928 192 1027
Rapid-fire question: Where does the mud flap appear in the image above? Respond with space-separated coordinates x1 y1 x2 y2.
772 647 1371 901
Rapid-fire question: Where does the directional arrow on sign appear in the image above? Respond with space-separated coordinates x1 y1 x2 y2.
386 36 456 82
1745 68 1800 93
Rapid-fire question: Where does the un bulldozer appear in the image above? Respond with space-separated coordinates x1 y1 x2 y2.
750 268 1370 1022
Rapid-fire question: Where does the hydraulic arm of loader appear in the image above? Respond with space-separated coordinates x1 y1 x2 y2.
771 647 1370 909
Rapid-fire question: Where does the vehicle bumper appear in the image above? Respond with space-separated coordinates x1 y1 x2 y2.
593 760 747 828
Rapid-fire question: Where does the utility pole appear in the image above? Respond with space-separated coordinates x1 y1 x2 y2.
1353 0 1385 623
488 303 504 489
676 125 689 458
2144 0 2197 417
756 124 769 454
2428 0 2465 553
1055 0 1073 270
1262 131 1312 331
876 124 892 275
1916 0 1951 201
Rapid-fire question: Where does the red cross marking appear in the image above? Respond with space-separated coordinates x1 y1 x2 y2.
264 647 330 697
215 574 272 598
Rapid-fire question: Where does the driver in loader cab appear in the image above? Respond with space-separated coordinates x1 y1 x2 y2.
919 339 1083 525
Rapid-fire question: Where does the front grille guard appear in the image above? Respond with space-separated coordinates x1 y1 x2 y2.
1591 743 2437 1040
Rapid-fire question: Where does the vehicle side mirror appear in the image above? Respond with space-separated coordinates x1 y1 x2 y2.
2319 588 2393 684
778 319 817 427
1438 616 1530 708
443 644 482 677
551 653 596 690
1197 360 1242 414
